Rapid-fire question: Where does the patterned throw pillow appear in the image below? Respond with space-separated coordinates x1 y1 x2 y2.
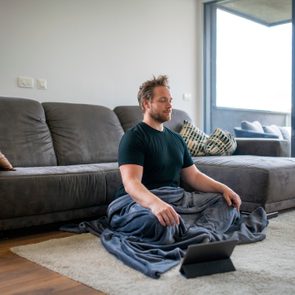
179 120 209 156
0 151 15 171
204 128 237 156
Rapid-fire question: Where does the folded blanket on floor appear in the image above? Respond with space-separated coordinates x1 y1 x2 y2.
63 187 268 278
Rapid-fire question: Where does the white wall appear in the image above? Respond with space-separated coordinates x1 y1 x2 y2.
0 0 203 125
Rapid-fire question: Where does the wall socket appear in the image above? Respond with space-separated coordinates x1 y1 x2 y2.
17 76 48 89
17 76 34 88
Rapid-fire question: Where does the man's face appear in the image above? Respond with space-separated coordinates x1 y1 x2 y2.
145 86 173 123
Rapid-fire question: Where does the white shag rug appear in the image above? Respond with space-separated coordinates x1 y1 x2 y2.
11 210 295 295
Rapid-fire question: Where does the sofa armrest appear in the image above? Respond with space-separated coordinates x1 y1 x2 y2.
234 138 290 157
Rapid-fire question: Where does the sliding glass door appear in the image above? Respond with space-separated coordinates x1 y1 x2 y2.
204 0 293 156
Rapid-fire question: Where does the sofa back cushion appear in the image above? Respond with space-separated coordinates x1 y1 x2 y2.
0 97 57 167
114 105 192 132
43 103 124 165
113 106 142 132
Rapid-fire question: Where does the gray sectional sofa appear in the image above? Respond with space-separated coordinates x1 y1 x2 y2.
0 97 294 231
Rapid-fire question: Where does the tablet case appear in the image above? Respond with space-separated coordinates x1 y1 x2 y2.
180 239 238 278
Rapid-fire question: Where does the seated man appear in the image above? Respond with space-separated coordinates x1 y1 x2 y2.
80 75 268 278
116 75 241 227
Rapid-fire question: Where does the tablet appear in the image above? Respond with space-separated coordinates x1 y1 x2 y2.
180 239 238 278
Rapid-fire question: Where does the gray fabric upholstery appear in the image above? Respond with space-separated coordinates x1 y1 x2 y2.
0 206 106 231
235 138 290 157
0 97 294 231
0 97 57 167
165 109 192 132
114 105 192 132
191 155 295 212
43 103 124 165
113 106 143 132
94 163 121 203
0 165 106 220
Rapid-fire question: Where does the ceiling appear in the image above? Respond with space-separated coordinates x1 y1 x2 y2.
216 0 291 26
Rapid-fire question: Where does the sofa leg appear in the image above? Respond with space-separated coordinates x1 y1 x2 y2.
0 231 7 240
266 211 279 219
241 210 278 219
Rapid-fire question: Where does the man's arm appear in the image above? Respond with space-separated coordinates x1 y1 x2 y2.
181 165 241 211
120 164 180 226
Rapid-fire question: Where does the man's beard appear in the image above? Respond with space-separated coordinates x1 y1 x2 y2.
150 110 172 123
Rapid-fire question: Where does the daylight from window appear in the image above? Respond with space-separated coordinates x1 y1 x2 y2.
216 9 292 113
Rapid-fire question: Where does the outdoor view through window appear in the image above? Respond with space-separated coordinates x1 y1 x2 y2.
216 8 292 114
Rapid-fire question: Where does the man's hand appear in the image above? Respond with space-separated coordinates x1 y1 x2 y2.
222 186 242 211
181 165 242 211
120 164 180 226
149 198 180 227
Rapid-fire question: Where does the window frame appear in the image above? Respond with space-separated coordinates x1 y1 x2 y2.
203 0 295 156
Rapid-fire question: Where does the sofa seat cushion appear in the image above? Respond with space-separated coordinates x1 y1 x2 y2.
43 103 124 165
0 164 111 220
93 163 122 203
191 155 295 213
0 97 57 167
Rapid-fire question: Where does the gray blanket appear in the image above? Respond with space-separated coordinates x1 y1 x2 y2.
75 187 268 278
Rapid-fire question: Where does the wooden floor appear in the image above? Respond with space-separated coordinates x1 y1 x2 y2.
0 228 105 295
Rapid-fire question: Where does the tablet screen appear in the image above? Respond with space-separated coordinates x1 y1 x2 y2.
182 239 238 265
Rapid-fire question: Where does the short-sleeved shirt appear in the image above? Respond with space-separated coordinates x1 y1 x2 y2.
116 122 194 198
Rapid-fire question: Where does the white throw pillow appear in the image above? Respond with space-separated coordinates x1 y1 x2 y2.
262 125 283 139
241 120 264 133
279 127 291 141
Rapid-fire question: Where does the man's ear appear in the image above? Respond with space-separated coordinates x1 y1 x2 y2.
142 99 151 112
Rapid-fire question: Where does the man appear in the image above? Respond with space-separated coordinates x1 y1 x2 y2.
78 75 267 278
117 75 242 227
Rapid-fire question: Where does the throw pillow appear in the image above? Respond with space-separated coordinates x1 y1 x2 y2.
179 120 208 156
262 125 283 139
204 128 237 156
279 126 291 141
0 151 15 171
241 120 264 133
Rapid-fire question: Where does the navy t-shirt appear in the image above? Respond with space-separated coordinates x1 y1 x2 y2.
116 122 194 198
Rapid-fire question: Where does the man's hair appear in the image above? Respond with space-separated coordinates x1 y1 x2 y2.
137 75 169 111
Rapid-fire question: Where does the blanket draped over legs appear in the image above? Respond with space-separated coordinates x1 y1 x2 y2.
72 187 269 278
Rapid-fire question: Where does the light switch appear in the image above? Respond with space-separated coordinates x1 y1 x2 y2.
36 78 47 90
182 93 192 101
17 76 34 88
